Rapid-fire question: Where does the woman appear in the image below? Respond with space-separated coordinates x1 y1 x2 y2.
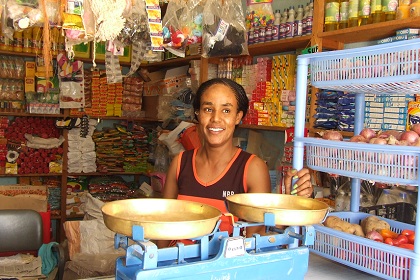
161 78 313 244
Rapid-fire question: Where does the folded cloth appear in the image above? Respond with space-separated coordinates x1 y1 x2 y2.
38 242 59 275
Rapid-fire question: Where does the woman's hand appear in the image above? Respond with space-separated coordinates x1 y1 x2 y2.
284 168 313 198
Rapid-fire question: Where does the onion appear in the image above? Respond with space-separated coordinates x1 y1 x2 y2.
322 131 343 141
378 129 402 140
359 128 377 140
349 135 368 143
410 123 420 136
399 131 419 144
397 140 410 146
369 137 387 145
366 230 384 242
411 138 420 147
387 135 398 145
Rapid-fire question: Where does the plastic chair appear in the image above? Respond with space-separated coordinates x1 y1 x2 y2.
0 209 65 279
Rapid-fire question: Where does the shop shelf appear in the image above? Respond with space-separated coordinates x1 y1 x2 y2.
296 136 420 185
308 38 420 94
295 34 420 279
310 212 417 280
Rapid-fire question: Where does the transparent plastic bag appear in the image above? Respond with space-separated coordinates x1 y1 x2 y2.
162 0 203 57
202 0 248 58
245 0 275 37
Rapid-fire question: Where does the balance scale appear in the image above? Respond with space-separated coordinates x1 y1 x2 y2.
113 212 315 280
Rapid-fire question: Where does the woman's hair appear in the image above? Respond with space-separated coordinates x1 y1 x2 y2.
193 78 249 120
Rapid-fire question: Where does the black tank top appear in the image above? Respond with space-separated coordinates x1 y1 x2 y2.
177 148 254 200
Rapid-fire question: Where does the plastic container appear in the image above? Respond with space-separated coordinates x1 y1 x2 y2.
310 212 416 280
307 38 420 95
299 137 420 185
360 202 416 224
376 189 397 205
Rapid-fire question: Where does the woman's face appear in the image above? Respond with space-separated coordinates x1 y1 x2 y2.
196 84 243 148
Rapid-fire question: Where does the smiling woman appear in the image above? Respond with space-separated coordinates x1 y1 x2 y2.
158 78 313 247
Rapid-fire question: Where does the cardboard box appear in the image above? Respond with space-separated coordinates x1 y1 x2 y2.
143 66 189 96
142 95 176 120
142 95 160 119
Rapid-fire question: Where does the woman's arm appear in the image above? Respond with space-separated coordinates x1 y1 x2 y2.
162 153 180 199
244 156 271 237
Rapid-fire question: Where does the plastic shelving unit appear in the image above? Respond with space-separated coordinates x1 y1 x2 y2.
293 38 420 279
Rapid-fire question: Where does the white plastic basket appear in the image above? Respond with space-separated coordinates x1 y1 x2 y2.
296 137 420 185
307 39 420 94
310 212 417 280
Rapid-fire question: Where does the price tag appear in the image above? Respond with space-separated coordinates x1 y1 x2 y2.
224 237 245 258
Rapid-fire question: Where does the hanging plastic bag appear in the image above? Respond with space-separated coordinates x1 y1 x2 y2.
245 0 275 41
202 0 248 58
162 0 203 57
57 52 85 108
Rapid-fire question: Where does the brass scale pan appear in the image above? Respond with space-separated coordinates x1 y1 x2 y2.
102 194 329 240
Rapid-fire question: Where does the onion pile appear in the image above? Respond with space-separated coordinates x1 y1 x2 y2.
354 127 420 146
320 127 420 146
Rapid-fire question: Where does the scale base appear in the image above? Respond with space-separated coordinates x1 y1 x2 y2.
116 244 309 280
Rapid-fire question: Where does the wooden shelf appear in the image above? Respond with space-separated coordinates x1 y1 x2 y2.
0 50 37 57
238 124 288 131
248 35 312 56
139 55 202 71
310 128 354 138
67 172 148 176
319 18 420 45
0 112 64 118
0 173 62 177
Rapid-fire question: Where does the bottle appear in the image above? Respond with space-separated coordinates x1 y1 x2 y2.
13 31 23 52
339 0 350 29
348 0 360 26
279 9 288 39
370 0 384 23
265 24 272 42
302 4 310 35
272 10 281 40
259 26 266 43
306 1 314 34
359 0 372 25
410 0 420 17
335 191 351 211
396 4 411 18
382 0 399 21
248 27 254 45
51 26 59 56
32 26 43 53
324 0 340 31
58 28 66 54
376 189 397 205
22 27 32 53
397 191 410 204
295 5 304 36
286 6 295 38
0 24 8 51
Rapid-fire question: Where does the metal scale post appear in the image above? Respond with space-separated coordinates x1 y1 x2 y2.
114 213 315 280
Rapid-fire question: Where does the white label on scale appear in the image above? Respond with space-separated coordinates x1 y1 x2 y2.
224 237 245 258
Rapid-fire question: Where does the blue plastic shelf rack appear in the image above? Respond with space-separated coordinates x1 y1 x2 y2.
294 38 420 280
